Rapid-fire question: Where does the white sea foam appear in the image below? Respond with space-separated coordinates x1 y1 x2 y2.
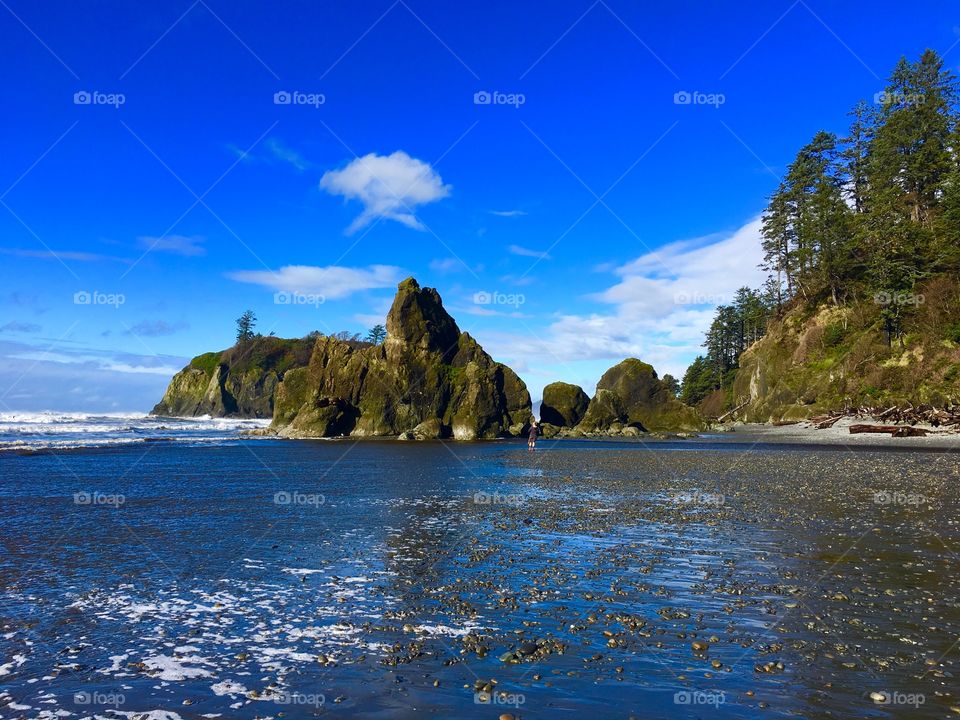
0 411 271 452
0 653 27 676
210 680 248 696
142 654 214 681
282 567 325 576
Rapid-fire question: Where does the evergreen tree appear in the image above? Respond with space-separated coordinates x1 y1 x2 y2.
840 100 876 214
680 356 716 406
366 324 387 345
661 374 680 398
235 310 257 344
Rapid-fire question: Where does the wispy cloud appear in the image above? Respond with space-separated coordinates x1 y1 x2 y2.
320 151 451 234
228 137 311 172
228 264 403 299
265 137 310 171
1 321 41 333
0 339 187 411
10 351 181 376
430 258 483 274
1 249 129 263
489 209 527 217
430 258 464 273
137 235 206 257
508 244 552 260
125 320 189 337
479 217 766 380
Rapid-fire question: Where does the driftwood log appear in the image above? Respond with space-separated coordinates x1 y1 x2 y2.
849 424 929 437
716 399 750 423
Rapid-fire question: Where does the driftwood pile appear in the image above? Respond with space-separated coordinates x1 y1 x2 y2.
809 404 960 437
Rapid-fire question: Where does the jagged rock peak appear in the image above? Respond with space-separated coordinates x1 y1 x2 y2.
386 277 461 358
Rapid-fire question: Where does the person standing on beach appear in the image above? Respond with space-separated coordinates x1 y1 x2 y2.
528 418 539 450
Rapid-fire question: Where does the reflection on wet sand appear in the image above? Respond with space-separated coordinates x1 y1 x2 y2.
0 440 957 718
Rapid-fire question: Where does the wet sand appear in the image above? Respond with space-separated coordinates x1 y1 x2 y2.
0 440 957 718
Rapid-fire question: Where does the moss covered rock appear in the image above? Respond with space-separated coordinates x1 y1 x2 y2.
577 359 703 432
540 381 590 427
272 278 532 439
152 336 313 418
153 277 532 438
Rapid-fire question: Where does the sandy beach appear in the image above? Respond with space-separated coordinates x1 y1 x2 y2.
720 416 960 450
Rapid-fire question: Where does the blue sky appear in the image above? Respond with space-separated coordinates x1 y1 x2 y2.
1 0 958 412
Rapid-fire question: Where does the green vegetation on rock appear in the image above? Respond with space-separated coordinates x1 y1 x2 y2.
154 278 532 439
152 336 314 418
540 382 590 427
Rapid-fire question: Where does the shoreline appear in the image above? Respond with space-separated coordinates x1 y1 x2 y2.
720 416 960 449
242 415 960 450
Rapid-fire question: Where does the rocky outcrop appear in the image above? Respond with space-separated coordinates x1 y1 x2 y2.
276 278 532 439
540 382 589 427
152 338 313 418
729 299 960 422
576 359 703 432
154 279 531 439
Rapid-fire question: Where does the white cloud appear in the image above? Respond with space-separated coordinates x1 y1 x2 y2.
508 244 552 260
137 235 205 257
320 151 451 234
228 264 402 299
490 209 527 217
9 351 180 376
477 217 766 381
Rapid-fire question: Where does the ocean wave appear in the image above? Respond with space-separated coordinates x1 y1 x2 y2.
0 412 272 452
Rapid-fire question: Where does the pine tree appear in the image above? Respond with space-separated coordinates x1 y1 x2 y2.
840 100 876 214
235 310 257 344
366 324 387 345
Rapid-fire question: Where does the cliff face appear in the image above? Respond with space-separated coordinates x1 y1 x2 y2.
731 299 960 422
152 278 532 439
273 278 531 439
151 338 313 418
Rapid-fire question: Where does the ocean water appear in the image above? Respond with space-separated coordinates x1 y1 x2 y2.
0 412 272 453
0 426 958 718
